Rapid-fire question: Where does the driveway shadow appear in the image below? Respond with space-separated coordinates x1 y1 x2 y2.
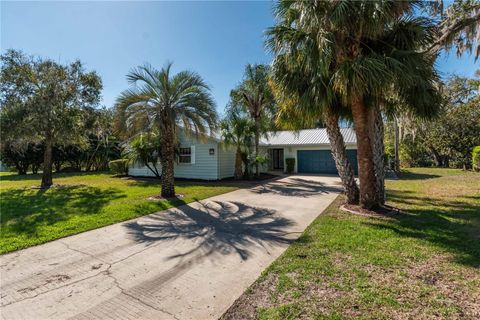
250 177 342 198
124 201 294 261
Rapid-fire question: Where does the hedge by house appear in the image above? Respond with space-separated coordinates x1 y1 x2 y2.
286 158 295 174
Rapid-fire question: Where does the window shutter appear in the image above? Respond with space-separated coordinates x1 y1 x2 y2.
191 145 196 164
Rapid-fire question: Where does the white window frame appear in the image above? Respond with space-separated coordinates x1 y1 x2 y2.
179 146 195 164
191 145 195 164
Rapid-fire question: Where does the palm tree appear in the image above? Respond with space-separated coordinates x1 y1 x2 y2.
124 132 162 178
270 79 360 204
220 112 254 180
229 64 275 177
116 63 218 197
268 0 441 209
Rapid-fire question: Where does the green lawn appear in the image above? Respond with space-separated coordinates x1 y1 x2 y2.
0 172 242 254
223 168 480 320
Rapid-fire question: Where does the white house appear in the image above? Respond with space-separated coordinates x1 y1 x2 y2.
129 130 236 180
128 128 358 180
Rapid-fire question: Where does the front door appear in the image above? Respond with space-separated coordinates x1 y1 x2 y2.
272 149 284 170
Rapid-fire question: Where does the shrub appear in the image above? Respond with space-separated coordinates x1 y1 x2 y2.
472 146 480 172
286 158 295 174
109 159 129 175
255 155 269 167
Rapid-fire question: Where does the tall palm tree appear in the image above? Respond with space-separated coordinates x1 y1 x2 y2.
116 63 218 197
268 0 441 209
229 64 275 177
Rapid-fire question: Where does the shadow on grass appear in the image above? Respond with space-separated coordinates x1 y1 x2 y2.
0 185 125 235
365 190 480 267
0 171 112 182
125 200 294 261
397 171 441 180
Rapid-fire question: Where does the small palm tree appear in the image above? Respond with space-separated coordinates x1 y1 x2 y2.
124 132 162 178
220 112 255 180
230 64 275 177
116 63 218 197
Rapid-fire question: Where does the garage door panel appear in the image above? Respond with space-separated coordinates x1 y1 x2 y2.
297 150 358 174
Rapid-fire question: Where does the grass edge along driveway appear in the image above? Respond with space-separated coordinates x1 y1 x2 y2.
0 172 244 254
221 168 480 320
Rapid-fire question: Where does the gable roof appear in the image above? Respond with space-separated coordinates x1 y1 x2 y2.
260 128 356 146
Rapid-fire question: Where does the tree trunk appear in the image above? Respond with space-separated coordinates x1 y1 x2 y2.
15 161 28 175
393 117 400 172
160 124 175 198
324 109 359 204
350 96 378 209
431 147 443 167
254 119 260 177
41 138 53 188
241 152 251 179
234 147 243 180
368 105 385 205
443 155 449 168
145 163 161 178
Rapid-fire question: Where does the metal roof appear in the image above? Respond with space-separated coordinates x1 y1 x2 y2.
259 128 356 146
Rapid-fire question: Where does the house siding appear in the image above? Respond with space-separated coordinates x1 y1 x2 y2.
217 144 236 179
128 132 220 180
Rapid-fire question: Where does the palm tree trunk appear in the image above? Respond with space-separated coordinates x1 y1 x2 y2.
350 96 378 209
160 124 175 198
368 105 385 205
254 119 260 177
393 117 400 172
324 109 359 204
234 147 243 180
241 152 251 179
41 137 53 188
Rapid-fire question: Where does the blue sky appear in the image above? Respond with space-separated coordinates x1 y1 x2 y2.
1 1 478 116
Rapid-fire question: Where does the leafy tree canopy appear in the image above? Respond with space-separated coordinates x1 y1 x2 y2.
0 49 102 186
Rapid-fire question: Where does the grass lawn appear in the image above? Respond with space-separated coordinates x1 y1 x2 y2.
222 168 480 319
0 172 243 254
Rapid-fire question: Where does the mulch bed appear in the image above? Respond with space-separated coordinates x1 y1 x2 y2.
147 193 185 201
340 203 401 217
31 184 86 190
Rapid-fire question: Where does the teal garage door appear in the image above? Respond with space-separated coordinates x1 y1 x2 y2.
297 150 358 174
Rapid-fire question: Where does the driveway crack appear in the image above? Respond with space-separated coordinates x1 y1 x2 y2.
109 242 163 266
58 241 110 264
3 241 165 309
104 266 179 320
1 270 106 307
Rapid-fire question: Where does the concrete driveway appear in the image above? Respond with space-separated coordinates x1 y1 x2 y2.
0 175 341 320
